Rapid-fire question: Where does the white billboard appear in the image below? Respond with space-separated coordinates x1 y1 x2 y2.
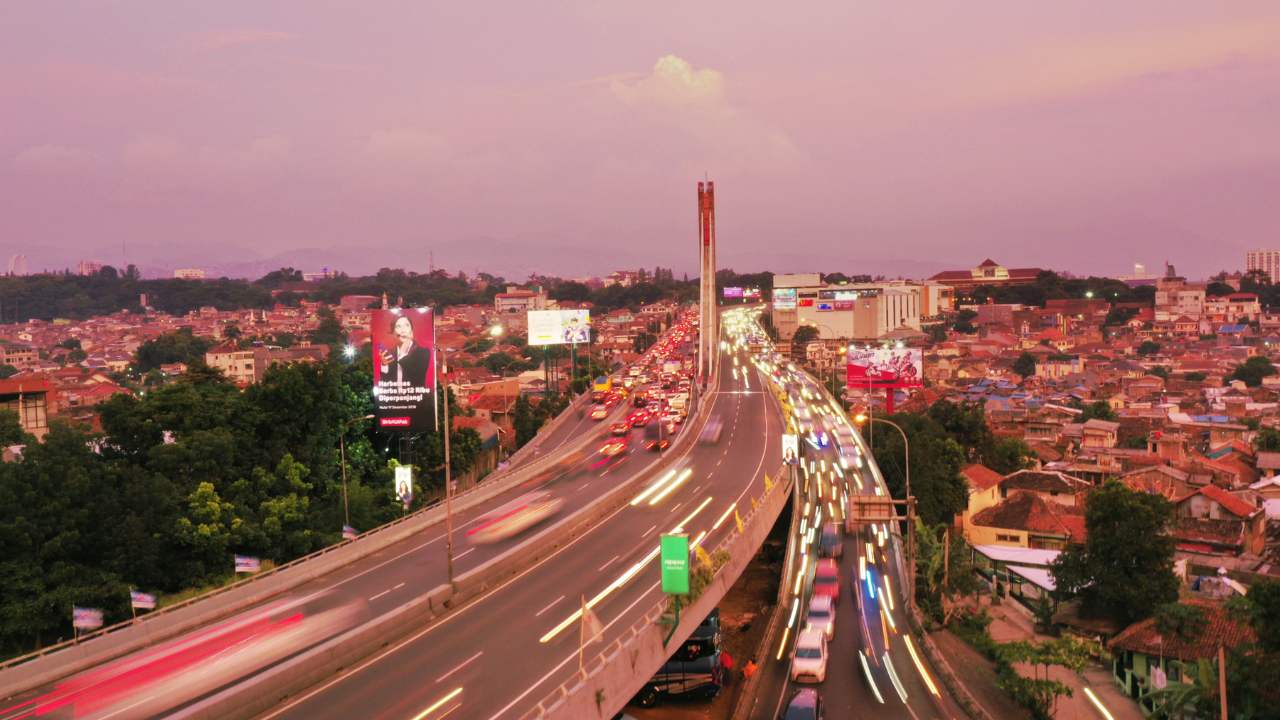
528 309 591 345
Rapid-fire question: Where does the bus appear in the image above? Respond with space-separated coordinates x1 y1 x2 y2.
593 376 612 393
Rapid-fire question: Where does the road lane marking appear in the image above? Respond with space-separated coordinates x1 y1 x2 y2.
435 652 483 683
395 582 405 589
535 596 565 617
369 589 391 601
598 555 619 571
455 548 475 560
411 688 463 719
643 525 657 537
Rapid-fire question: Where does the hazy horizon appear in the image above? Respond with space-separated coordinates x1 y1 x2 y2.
4 2 1279 281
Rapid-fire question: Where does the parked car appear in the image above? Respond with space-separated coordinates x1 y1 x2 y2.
790 629 827 683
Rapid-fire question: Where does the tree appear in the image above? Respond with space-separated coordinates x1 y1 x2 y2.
222 324 242 340
1013 352 1037 379
310 317 347 347
1077 400 1118 423
1229 356 1278 387
1050 480 1179 624
1243 578 1280 654
996 638 1091 720
1254 427 1280 453
0 364 17 380
67 348 87 363
1147 365 1169 380
988 437 1037 474
1137 340 1162 356
790 325 819 349
914 520 981 626
1185 371 1206 382
512 393 538 448
868 412 968 526
134 331 215 373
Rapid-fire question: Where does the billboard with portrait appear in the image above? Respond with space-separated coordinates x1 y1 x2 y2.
846 346 924 389
782 434 799 465
372 308 437 432
744 287 761 299
723 286 743 298
772 288 797 310
528 309 591 345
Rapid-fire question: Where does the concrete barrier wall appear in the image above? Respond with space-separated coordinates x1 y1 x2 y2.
526 464 793 720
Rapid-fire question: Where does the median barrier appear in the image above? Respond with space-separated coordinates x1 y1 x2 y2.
169 582 455 720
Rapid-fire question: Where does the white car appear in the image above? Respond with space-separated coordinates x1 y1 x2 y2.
791 628 827 683
806 595 835 640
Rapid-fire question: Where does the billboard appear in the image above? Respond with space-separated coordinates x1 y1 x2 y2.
723 286 743 298
773 288 797 310
782 434 799 465
846 347 924 389
373 308 438 432
816 302 835 312
660 534 690 594
395 466 413 503
744 287 761 299
528 309 591 345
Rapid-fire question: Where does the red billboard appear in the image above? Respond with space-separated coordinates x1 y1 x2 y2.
846 347 923 389
372 308 438 432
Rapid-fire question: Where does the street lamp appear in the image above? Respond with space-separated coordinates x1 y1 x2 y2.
340 414 375 529
855 412 914 604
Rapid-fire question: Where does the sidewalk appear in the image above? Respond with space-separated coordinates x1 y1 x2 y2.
983 598 1143 720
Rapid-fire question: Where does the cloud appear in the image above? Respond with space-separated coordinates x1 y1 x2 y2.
11 144 106 175
611 55 727 112
184 28 300 54
367 127 451 164
119 134 291 192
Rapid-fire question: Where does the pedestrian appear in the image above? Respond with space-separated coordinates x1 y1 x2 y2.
718 651 734 685
743 656 757 679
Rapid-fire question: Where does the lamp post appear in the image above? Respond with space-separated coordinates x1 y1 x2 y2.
855 413 914 604
440 347 456 586
340 414 375 529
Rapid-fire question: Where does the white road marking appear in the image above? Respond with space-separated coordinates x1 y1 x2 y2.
535 596 565 617
643 525 657 537
368 589 391 601
598 555 620 571
394 582 405 589
455 548 475 560
436 651 484 682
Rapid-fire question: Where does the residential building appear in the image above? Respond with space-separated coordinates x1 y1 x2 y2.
173 268 206 279
205 343 330 385
494 286 548 315
1154 277 1205 322
1 343 38 369
1245 248 1280 280
967 489 1086 550
1110 602 1253 713
1173 484 1267 556
77 260 103 276
0 378 54 440
340 295 381 312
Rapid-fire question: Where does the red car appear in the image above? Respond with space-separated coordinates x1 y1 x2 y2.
629 411 649 428
813 559 840 602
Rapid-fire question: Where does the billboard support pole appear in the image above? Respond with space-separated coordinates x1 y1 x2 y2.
442 358 454 586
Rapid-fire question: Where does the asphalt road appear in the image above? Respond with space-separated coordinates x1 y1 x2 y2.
251 320 783 720
748 378 963 720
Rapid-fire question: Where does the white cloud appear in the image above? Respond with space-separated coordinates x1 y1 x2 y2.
11 144 106 174
611 55 728 113
120 135 291 191
366 127 451 164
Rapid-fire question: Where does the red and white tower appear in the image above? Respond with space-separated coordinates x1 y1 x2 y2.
697 181 717 387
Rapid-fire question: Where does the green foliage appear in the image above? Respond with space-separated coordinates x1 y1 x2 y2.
1253 427 1280 453
1185 371 1206 382
1078 400 1118 423
790 325 819 348
1147 365 1170 380
665 550 730 616
134 331 215 373
988 437 1038 474
1013 352 1037 378
310 317 347 347
996 638 1090 720
1229 356 1279 387
869 411 968 526
512 393 538 448
1153 602 1207 640
0 364 16 380
1245 578 1280 654
1050 480 1179 624
914 520 981 626
1137 340 1162 356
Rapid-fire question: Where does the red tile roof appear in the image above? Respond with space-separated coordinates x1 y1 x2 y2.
1110 601 1254 662
961 464 1004 492
970 490 1087 542
1192 484 1260 519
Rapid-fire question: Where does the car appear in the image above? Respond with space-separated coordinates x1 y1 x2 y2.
699 415 723 444
806 595 835 640
813 559 840 602
629 412 649 428
781 688 825 720
611 421 631 436
599 438 627 457
589 404 609 420
819 523 842 559
646 438 670 452
466 491 564 544
790 628 827 683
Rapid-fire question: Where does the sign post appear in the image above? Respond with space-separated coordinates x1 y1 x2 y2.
659 534 690 646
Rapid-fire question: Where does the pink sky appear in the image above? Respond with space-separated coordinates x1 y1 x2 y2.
3 1 1279 279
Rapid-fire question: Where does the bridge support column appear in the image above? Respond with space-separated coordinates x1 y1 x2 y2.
697 181 716 389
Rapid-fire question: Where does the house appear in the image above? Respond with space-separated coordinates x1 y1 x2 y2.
0 378 54 440
997 469 1091 504
1173 484 1267 556
958 463 1004 531
1118 465 1192 499
1080 419 1120 449
1109 602 1253 712
967 489 1087 550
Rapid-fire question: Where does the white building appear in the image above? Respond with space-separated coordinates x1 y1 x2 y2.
174 268 206 279
771 274 922 341
1246 249 1280 281
77 260 103 276
7 255 28 276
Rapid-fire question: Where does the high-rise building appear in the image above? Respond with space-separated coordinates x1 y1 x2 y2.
7 255 28 276
1246 249 1280 281
77 260 103 276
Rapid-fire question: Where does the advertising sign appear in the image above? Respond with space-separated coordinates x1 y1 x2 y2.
816 302 835 312
723 286 743 298
798 298 814 308
772 288 797 310
846 346 924 389
660 534 690 594
782 434 799 465
528 309 591 345
744 287 761 299
834 300 854 310
373 308 437 432
394 466 413 503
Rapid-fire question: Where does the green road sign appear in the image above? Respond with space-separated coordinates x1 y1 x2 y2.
660 534 690 595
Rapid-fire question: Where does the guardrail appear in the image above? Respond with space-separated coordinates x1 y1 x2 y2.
0 383 634 697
